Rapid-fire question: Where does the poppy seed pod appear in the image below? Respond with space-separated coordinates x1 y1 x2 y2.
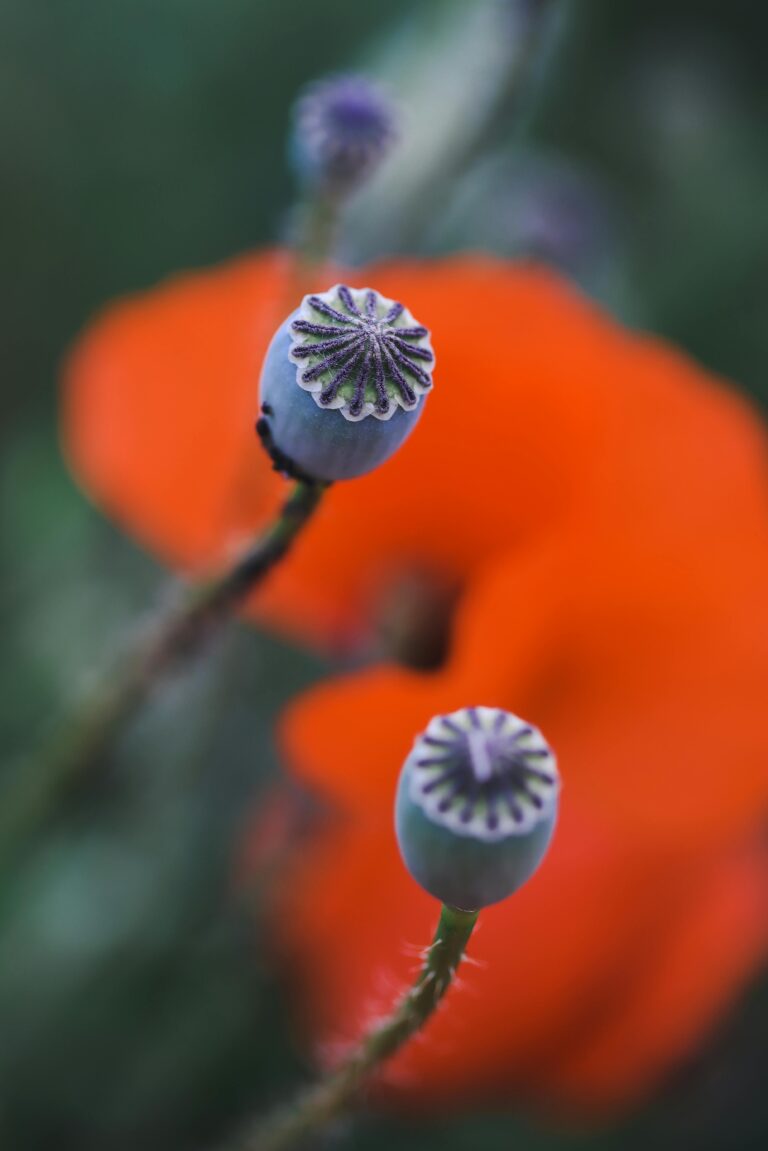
395 707 560 911
257 284 435 482
290 74 397 196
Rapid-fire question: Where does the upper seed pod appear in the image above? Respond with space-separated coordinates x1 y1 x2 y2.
395 707 560 911
290 74 397 197
258 283 435 482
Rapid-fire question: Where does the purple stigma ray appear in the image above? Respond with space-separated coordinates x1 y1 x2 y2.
371 338 388 413
518 766 557 785
349 342 374 417
389 338 434 362
415 755 457 769
337 285 362 316
291 320 354 338
421 764 466 795
290 332 360 358
384 337 434 387
384 337 433 382
379 341 417 406
467 707 482 730
318 346 366 406
305 296 355 324
507 794 525 825
300 339 366 383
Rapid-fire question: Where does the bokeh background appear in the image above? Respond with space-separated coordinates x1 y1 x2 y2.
2 0 768 1148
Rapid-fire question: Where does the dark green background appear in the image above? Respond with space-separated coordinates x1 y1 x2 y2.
1 1 767 1148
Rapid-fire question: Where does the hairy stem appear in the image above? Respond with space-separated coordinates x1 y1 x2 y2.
241 905 478 1151
0 479 326 867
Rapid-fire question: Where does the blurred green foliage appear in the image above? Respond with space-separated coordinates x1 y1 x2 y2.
1 1 768 1148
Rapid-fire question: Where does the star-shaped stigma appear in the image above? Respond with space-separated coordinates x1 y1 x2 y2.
289 284 435 422
408 707 559 843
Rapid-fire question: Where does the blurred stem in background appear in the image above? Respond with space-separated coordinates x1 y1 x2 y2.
238 905 478 1151
344 0 565 260
400 0 561 248
294 189 340 276
0 480 326 871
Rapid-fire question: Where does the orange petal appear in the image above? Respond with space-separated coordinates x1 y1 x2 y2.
541 838 768 1112
447 531 768 846
62 251 289 570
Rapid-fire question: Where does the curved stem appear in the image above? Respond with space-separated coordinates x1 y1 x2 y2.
0 479 326 868
397 0 562 252
241 905 478 1151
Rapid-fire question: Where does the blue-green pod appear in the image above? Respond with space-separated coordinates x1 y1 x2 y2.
258 284 434 482
395 707 559 911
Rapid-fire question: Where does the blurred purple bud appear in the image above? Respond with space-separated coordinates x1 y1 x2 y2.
290 73 397 196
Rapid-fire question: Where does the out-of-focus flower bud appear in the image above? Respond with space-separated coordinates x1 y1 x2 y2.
395 707 559 910
257 283 434 482
290 74 397 197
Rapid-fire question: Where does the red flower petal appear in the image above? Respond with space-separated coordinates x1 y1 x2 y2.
62 252 289 570
543 839 768 1111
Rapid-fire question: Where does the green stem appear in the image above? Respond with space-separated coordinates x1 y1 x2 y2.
276 188 341 323
0 479 326 867
295 189 341 272
242 905 479 1151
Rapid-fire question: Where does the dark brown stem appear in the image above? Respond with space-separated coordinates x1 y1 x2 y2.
0 479 326 867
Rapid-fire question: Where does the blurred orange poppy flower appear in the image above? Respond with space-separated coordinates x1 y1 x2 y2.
63 251 768 1111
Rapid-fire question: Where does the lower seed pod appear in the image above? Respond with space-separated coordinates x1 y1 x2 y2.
395 707 560 911
258 283 435 482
